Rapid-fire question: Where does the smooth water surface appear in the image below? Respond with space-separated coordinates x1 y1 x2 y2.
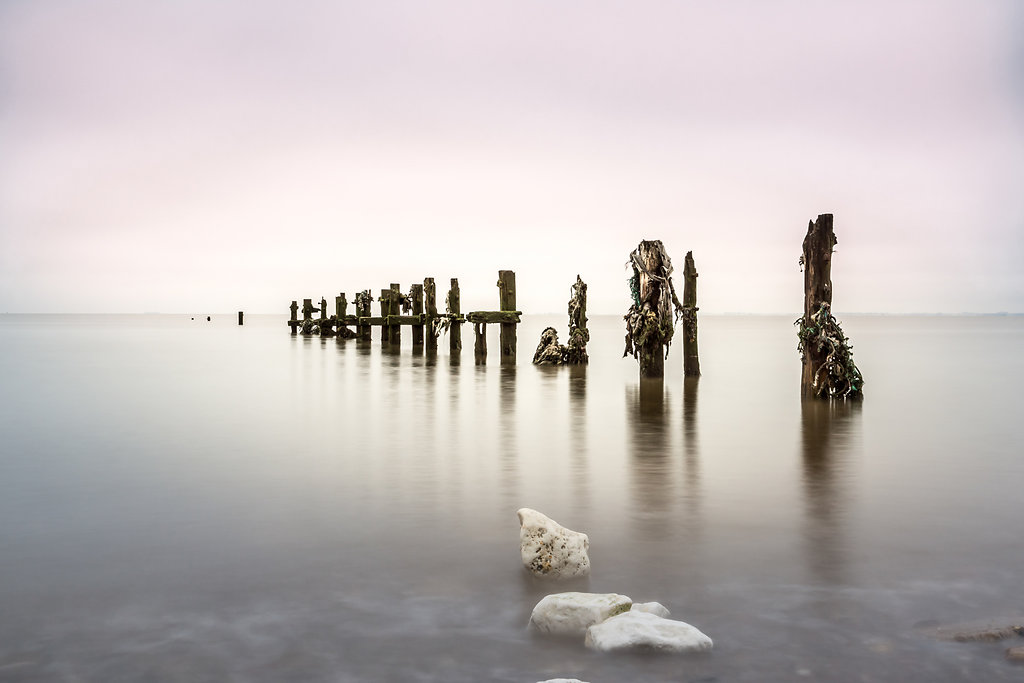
1 313 1022 682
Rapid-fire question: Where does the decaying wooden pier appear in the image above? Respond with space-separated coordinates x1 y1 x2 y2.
288 270 521 364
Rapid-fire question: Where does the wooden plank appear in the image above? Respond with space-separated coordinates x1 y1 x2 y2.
359 317 386 326
386 315 426 325
498 270 516 364
465 311 522 324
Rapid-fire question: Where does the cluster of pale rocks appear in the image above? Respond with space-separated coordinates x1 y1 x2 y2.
518 507 713 681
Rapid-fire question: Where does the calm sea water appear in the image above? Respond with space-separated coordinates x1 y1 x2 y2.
1 313 1022 682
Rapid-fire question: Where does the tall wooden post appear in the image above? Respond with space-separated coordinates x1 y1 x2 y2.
565 275 589 365
238 311 244 326
357 291 371 342
336 292 349 338
319 297 330 337
302 299 315 321
379 288 391 347
682 251 700 377
388 284 402 346
623 240 683 380
448 278 462 353
498 270 516 365
800 214 835 398
289 301 299 334
424 278 438 353
411 284 424 350
474 323 487 365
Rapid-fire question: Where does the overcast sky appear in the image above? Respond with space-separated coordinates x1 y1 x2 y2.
2 1 1022 314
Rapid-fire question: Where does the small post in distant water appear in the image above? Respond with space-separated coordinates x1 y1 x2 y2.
682 252 700 377
411 283 424 351
288 301 299 334
238 311 244 326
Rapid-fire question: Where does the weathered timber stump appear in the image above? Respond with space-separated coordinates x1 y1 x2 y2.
623 240 685 379
411 284 424 350
498 270 516 365
424 278 438 353
447 278 462 353
288 301 299 334
238 311 244 326
355 290 372 341
795 214 864 399
565 275 589 365
682 252 700 377
532 327 565 365
388 284 402 346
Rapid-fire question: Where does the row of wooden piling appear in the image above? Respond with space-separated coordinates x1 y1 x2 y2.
288 270 521 364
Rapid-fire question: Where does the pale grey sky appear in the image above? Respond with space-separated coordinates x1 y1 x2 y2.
2 1 1022 314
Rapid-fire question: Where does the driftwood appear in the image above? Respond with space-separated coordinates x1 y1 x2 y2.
623 240 685 379
795 214 863 399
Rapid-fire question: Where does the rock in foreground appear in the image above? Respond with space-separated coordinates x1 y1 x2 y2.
517 508 590 579
584 610 713 653
529 592 632 635
631 601 671 618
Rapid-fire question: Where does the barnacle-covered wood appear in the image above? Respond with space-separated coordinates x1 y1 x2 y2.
565 275 589 365
795 214 863 399
623 240 685 379
532 327 566 365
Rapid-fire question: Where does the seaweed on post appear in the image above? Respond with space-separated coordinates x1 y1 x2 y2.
622 240 686 379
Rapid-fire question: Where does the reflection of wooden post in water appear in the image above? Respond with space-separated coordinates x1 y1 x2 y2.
448 278 462 354
801 400 860 587
288 301 298 334
411 284 424 350
682 252 700 377
474 323 487 365
627 379 673 540
424 278 437 354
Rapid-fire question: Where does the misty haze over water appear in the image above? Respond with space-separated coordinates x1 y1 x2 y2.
1 313 1022 682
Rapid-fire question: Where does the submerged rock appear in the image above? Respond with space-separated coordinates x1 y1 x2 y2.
919 617 1024 642
584 610 713 653
631 601 671 618
529 592 632 635
517 508 590 579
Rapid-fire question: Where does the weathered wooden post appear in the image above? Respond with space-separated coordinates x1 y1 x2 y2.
288 301 299 334
379 288 391 347
474 323 487 365
448 278 462 353
498 270 516 364
319 297 331 337
302 298 316 321
356 290 372 342
565 275 589 364
389 284 402 347
238 311 244 326
411 284 424 350
424 278 438 353
336 292 351 338
623 240 685 379
682 252 700 377
796 214 864 399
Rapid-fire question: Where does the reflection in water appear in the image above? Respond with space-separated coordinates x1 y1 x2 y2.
800 399 862 588
567 365 590 514
681 377 702 534
498 366 519 507
626 378 674 540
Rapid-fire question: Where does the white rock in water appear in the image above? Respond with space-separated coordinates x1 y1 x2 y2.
517 508 590 579
585 610 713 653
529 592 632 635
631 601 671 618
